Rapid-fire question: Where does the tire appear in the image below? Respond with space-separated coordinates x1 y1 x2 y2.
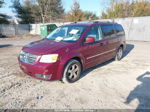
62 59 82 83
115 47 123 61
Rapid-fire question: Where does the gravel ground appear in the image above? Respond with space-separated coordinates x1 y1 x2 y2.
0 37 150 109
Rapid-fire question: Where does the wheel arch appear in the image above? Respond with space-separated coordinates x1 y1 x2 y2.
120 40 126 51
69 57 83 71
56 53 85 80
120 44 125 51
120 44 124 49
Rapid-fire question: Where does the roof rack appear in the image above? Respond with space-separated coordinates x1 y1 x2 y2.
73 21 78 24
71 20 115 24
93 20 111 23
71 21 89 24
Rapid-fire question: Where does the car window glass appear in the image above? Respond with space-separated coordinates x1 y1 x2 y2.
46 25 87 42
85 26 102 41
115 24 125 35
98 26 103 40
101 25 115 38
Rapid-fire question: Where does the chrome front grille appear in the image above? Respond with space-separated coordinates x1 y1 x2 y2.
20 51 38 65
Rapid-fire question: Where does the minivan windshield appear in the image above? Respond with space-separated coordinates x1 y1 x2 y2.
46 25 87 42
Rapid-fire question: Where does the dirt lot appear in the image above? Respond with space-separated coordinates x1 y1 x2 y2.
0 37 150 109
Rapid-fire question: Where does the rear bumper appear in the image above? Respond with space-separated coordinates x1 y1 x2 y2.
18 59 60 81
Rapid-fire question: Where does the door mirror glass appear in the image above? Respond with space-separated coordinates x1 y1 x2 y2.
85 37 95 43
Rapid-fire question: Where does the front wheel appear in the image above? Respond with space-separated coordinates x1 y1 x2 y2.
115 47 123 61
62 59 81 83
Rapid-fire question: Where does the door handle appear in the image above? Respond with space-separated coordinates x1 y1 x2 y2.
100 42 104 46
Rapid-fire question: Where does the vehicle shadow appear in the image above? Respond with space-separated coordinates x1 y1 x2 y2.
0 33 6 38
80 59 114 79
0 44 12 48
125 72 150 112
80 44 134 80
123 44 134 58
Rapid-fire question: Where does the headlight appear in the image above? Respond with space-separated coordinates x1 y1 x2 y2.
39 54 58 63
20 50 24 54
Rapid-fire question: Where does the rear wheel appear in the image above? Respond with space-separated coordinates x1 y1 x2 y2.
62 59 81 83
115 47 123 61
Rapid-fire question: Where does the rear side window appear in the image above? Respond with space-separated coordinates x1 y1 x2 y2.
100 25 115 38
115 24 125 35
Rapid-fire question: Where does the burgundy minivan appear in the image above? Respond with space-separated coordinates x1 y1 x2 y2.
19 22 126 83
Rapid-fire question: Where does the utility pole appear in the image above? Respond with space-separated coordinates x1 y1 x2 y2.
112 0 114 10
112 0 115 23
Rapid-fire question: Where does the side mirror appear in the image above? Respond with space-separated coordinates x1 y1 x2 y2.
85 37 95 43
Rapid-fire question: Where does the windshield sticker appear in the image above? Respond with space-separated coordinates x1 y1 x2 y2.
63 37 77 41
69 29 79 34
55 37 63 42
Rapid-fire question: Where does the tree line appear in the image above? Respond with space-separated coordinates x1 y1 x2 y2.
0 0 9 24
0 0 150 24
11 0 65 24
11 0 98 24
101 0 150 19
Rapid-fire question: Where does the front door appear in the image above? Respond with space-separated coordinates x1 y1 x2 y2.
80 25 105 69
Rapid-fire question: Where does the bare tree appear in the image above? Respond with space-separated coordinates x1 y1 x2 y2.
36 0 64 23
36 0 51 23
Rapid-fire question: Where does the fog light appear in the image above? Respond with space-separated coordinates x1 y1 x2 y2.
44 70 49 73
35 74 52 79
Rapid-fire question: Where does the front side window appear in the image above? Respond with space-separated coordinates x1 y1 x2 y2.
101 25 115 38
46 25 87 42
85 26 102 41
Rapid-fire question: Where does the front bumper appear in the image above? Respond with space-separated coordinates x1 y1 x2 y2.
18 59 60 81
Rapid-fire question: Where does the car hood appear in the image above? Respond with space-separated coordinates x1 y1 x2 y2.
22 39 74 55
